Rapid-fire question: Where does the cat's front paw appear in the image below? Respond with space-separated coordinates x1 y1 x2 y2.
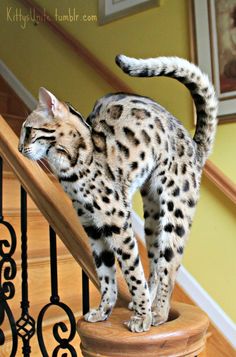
84 308 109 323
124 313 152 333
151 309 168 326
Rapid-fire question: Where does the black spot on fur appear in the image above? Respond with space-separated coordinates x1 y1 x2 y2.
102 196 110 203
174 209 184 219
100 120 115 135
118 210 125 217
183 180 190 192
167 179 174 188
123 127 140 145
92 130 107 154
105 187 113 195
103 224 121 237
148 251 154 258
131 99 147 105
122 252 131 260
192 172 197 188
84 225 102 240
162 176 167 184
85 203 94 214
182 163 187 174
164 223 174 233
188 198 195 207
141 130 151 144
116 140 129 158
177 246 184 254
124 237 132 244
173 187 180 196
156 133 161 144
93 200 101 210
77 208 84 216
155 117 165 132
114 191 120 201
101 250 115 267
175 225 185 237
178 144 185 157
134 256 140 267
157 187 163 195
164 247 174 262
140 152 145 160
167 201 174 211
153 212 159 220
131 161 138 170
145 228 153 236
59 173 78 182
106 164 116 181
93 252 102 268
108 105 123 119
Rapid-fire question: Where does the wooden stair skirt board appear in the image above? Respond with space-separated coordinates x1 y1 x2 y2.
77 303 209 357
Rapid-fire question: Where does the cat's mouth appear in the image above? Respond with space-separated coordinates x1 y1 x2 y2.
18 145 44 161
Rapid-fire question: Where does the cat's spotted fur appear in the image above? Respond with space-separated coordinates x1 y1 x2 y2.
19 55 218 332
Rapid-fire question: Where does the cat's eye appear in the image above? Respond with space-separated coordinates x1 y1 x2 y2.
24 126 32 139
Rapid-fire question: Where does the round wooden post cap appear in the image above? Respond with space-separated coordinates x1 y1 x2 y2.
77 302 209 357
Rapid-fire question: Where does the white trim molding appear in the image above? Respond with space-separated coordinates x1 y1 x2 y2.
131 210 236 349
0 60 37 111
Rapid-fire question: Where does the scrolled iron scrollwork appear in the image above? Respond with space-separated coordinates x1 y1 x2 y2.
37 300 77 357
0 219 18 357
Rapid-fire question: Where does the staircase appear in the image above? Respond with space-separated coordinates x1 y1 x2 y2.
0 75 235 356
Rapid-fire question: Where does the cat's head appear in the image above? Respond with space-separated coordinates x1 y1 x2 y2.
19 87 91 164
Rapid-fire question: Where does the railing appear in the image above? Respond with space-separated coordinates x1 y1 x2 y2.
0 115 131 356
19 0 236 206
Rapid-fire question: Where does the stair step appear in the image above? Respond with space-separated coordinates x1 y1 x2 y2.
0 92 9 113
1 113 25 136
2 171 40 216
0 75 29 117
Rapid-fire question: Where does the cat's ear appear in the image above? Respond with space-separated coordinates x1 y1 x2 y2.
38 87 68 118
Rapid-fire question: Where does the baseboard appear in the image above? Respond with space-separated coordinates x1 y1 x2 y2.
131 210 236 349
0 59 37 111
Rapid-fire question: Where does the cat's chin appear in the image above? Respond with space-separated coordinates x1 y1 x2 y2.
22 150 44 162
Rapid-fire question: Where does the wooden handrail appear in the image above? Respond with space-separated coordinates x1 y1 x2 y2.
20 0 236 206
204 160 236 204
0 115 131 306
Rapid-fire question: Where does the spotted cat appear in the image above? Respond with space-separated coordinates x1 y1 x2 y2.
18 55 218 332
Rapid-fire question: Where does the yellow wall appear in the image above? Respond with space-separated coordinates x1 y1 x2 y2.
0 0 235 321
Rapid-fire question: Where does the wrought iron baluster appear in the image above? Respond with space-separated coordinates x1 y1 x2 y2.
37 226 77 356
16 187 35 356
82 271 89 315
0 156 18 357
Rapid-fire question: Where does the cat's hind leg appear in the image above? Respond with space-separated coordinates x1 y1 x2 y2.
151 189 194 326
141 188 161 306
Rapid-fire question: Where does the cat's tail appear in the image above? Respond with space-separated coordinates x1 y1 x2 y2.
115 54 218 164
